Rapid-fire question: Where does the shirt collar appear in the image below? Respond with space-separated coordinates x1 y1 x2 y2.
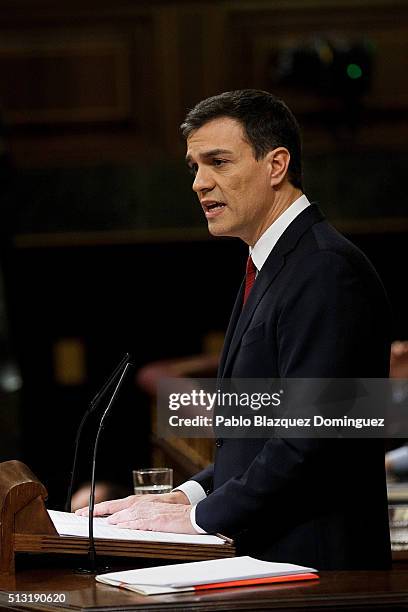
250 194 311 272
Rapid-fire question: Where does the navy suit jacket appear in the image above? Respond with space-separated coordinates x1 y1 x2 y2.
192 204 391 570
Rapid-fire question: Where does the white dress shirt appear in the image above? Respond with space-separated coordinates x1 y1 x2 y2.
175 194 311 533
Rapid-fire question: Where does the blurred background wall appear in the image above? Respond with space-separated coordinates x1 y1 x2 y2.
0 0 407 506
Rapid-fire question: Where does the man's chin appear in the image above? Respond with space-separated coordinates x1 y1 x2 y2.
207 221 232 238
207 222 249 243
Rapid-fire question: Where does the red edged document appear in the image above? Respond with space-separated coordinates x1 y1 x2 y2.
194 572 319 591
96 556 319 596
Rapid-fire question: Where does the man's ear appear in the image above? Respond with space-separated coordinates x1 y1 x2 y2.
266 147 291 187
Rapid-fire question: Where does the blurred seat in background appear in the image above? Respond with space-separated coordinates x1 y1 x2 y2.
386 340 408 479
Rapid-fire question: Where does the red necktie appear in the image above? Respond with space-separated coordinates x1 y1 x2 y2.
243 255 256 306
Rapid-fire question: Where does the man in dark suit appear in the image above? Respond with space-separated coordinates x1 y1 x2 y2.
78 90 391 570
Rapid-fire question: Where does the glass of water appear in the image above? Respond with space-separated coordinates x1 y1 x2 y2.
133 467 173 495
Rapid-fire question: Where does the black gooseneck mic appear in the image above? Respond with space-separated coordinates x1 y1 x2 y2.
65 353 131 512
85 359 133 573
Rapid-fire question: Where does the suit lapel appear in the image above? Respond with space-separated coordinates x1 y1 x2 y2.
219 204 324 378
220 254 285 377
218 278 245 376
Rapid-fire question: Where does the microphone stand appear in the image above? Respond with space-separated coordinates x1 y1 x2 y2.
65 353 130 512
80 360 133 574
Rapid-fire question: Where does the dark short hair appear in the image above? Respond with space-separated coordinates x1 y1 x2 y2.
180 89 303 190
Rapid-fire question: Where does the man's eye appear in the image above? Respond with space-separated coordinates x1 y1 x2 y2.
213 159 226 167
188 164 198 176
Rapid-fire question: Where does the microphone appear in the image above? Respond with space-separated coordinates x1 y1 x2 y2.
65 353 130 512
86 360 133 572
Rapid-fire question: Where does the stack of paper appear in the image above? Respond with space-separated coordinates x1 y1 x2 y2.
96 556 318 595
47 510 225 545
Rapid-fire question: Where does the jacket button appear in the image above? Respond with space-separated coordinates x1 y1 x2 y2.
215 439 223 447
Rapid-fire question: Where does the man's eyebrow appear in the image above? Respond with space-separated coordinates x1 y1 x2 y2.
185 148 234 164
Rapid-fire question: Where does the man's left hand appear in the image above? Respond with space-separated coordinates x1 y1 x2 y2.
106 500 196 534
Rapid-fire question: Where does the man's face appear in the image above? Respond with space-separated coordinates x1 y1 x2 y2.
186 117 276 246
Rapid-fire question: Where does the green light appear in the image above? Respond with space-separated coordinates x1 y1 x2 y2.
347 63 363 79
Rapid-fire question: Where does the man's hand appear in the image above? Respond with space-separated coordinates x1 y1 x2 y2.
75 490 189 517
106 500 196 534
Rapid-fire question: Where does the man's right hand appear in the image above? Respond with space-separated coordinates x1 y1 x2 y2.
74 490 189 517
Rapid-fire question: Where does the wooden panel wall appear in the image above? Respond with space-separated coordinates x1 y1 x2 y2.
0 0 407 167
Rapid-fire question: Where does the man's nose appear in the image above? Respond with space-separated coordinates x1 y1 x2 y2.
192 167 214 193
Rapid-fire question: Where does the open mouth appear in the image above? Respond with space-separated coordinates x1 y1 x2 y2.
203 201 226 212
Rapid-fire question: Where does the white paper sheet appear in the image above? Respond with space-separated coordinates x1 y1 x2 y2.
95 578 192 596
96 556 317 588
47 509 225 545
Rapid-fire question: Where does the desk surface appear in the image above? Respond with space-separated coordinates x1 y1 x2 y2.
1 559 408 612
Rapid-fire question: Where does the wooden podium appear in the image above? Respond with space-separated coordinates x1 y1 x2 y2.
0 460 235 577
